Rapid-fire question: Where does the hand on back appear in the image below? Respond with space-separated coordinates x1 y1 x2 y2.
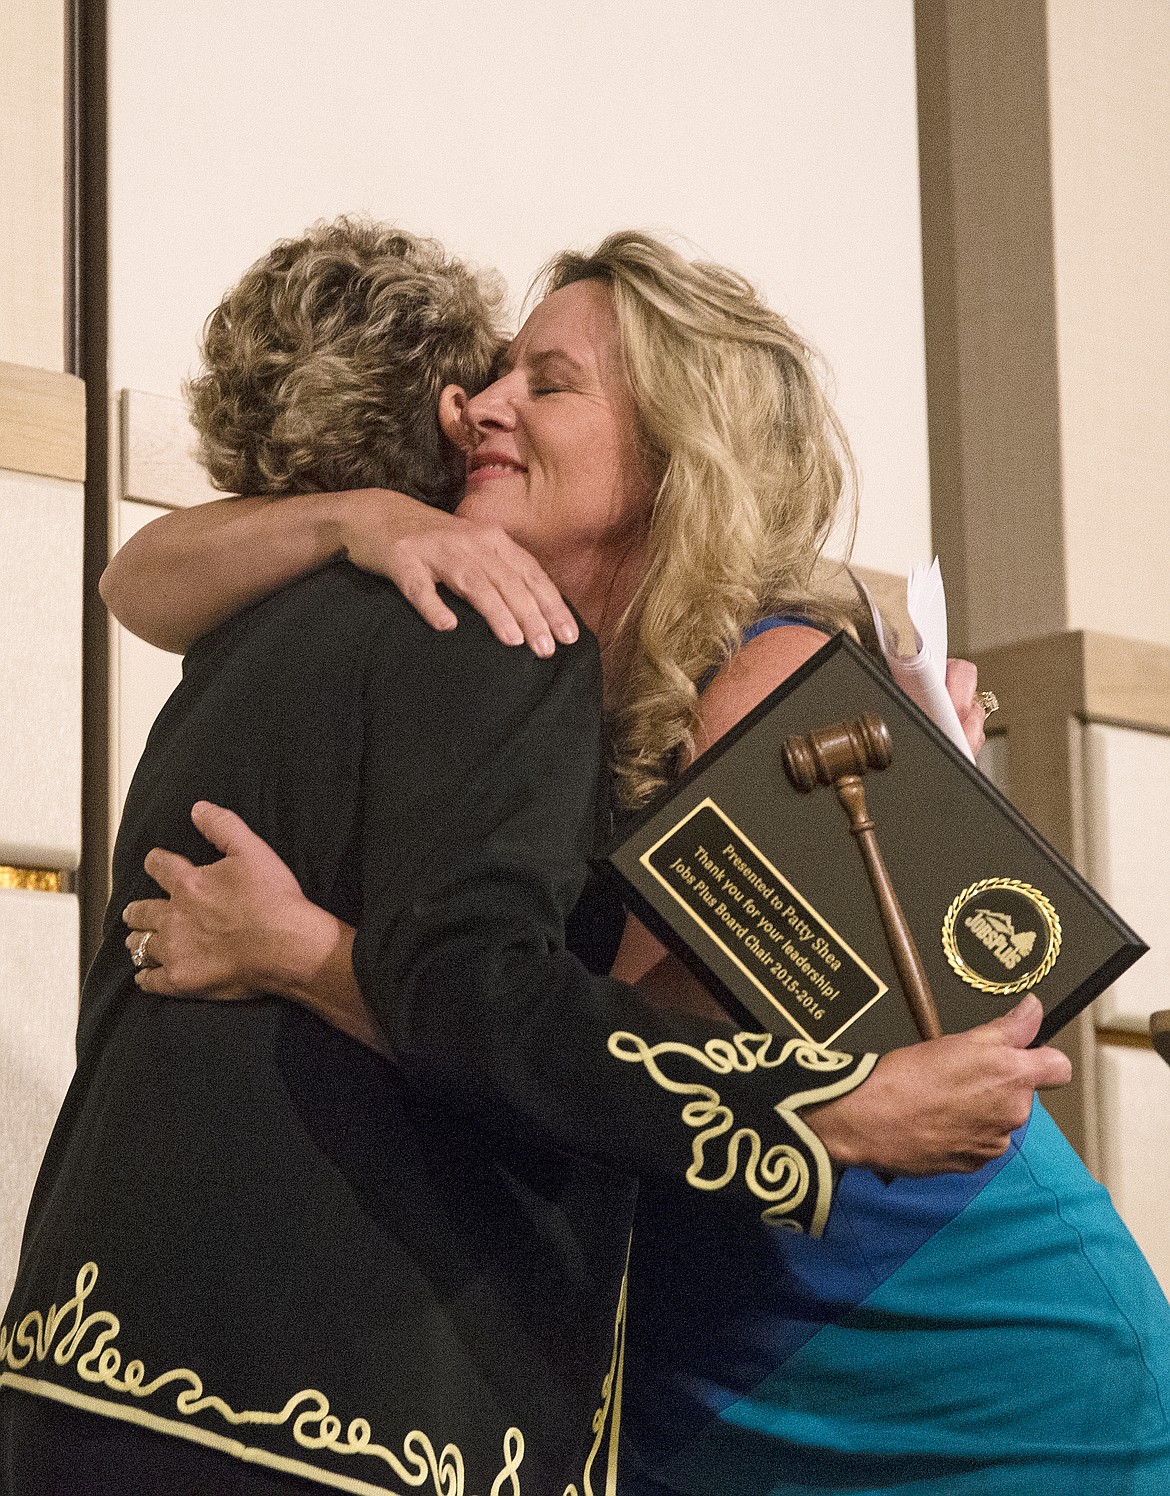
123 802 328 999
99 485 579 658
337 488 578 657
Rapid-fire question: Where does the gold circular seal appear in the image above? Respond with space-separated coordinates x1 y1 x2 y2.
941 878 1062 995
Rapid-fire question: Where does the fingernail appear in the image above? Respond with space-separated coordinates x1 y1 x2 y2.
121 906 131 923
555 621 578 643
504 629 524 647
536 633 555 658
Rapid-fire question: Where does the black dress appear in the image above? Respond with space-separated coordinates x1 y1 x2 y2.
0 563 870 1494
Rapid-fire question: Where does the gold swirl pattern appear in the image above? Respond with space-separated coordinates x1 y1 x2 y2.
0 1263 522 1495
606 1029 878 1235
0 1261 625 1496
567 1235 628 1496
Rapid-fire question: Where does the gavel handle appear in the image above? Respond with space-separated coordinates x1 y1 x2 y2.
834 776 943 1042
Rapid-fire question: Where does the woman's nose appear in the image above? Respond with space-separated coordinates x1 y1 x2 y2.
464 371 520 433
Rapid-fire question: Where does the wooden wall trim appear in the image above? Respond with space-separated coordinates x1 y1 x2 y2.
120 389 220 509
1080 633 1170 736
0 362 85 482
974 629 1170 739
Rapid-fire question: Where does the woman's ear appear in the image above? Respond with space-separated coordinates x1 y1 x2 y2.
438 385 471 449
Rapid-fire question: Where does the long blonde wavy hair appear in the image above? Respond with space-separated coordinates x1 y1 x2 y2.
537 231 860 807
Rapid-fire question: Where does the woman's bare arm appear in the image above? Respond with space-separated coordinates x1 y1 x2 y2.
100 494 345 653
100 487 578 656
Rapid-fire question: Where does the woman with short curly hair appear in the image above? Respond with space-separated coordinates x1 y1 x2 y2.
5 219 915 1494
188 215 506 504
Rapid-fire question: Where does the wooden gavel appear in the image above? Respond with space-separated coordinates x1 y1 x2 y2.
781 714 942 1042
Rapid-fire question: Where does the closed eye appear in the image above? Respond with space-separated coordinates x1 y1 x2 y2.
526 349 585 397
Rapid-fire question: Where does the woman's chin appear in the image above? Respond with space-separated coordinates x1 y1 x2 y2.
455 487 524 528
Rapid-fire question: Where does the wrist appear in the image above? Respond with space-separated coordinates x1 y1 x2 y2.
312 489 374 563
803 1106 857 1169
802 1082 873 1170
263 898 346 1003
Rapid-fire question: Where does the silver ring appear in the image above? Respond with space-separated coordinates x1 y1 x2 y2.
131 930 153 971
976 689 999 717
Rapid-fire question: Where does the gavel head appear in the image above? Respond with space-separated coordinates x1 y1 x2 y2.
781 713 893 791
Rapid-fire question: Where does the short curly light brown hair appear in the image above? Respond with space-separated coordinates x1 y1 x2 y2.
186 216 507 507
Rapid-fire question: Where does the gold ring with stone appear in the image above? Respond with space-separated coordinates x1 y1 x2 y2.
131 930 154 970
976 689 1000 717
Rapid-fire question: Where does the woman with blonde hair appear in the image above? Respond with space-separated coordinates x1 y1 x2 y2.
97 229 1170 1492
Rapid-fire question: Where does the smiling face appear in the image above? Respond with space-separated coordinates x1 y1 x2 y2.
440 280 659 615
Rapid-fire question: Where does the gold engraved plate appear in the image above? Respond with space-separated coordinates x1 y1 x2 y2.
941 878 1062 995
640 798 888 1049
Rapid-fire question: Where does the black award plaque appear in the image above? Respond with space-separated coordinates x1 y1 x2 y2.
606 633 1146 1054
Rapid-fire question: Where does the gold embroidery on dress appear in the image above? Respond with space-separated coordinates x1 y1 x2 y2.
607 1030 878 1234
566 1234 629 1496
1 1260 632 1496
0 1262 521 1495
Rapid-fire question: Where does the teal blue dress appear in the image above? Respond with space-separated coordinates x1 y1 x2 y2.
622 1102 1170 1494
619 618 1170 1496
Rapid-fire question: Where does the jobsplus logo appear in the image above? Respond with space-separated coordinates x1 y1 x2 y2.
941 878 1062 995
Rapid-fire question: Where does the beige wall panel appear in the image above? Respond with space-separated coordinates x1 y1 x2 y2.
113 501 184 820
0 0 66 371
107 0 931 576
1047 2 1170 650
0 470 83 869
1083 723 1170 1032
0 887 78 1306
1096 1042 1170 1293
121 389 221 509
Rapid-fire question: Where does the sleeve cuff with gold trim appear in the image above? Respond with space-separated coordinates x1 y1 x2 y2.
607 1029 878 1236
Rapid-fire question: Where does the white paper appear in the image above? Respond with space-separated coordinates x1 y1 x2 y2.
857 557 975 762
